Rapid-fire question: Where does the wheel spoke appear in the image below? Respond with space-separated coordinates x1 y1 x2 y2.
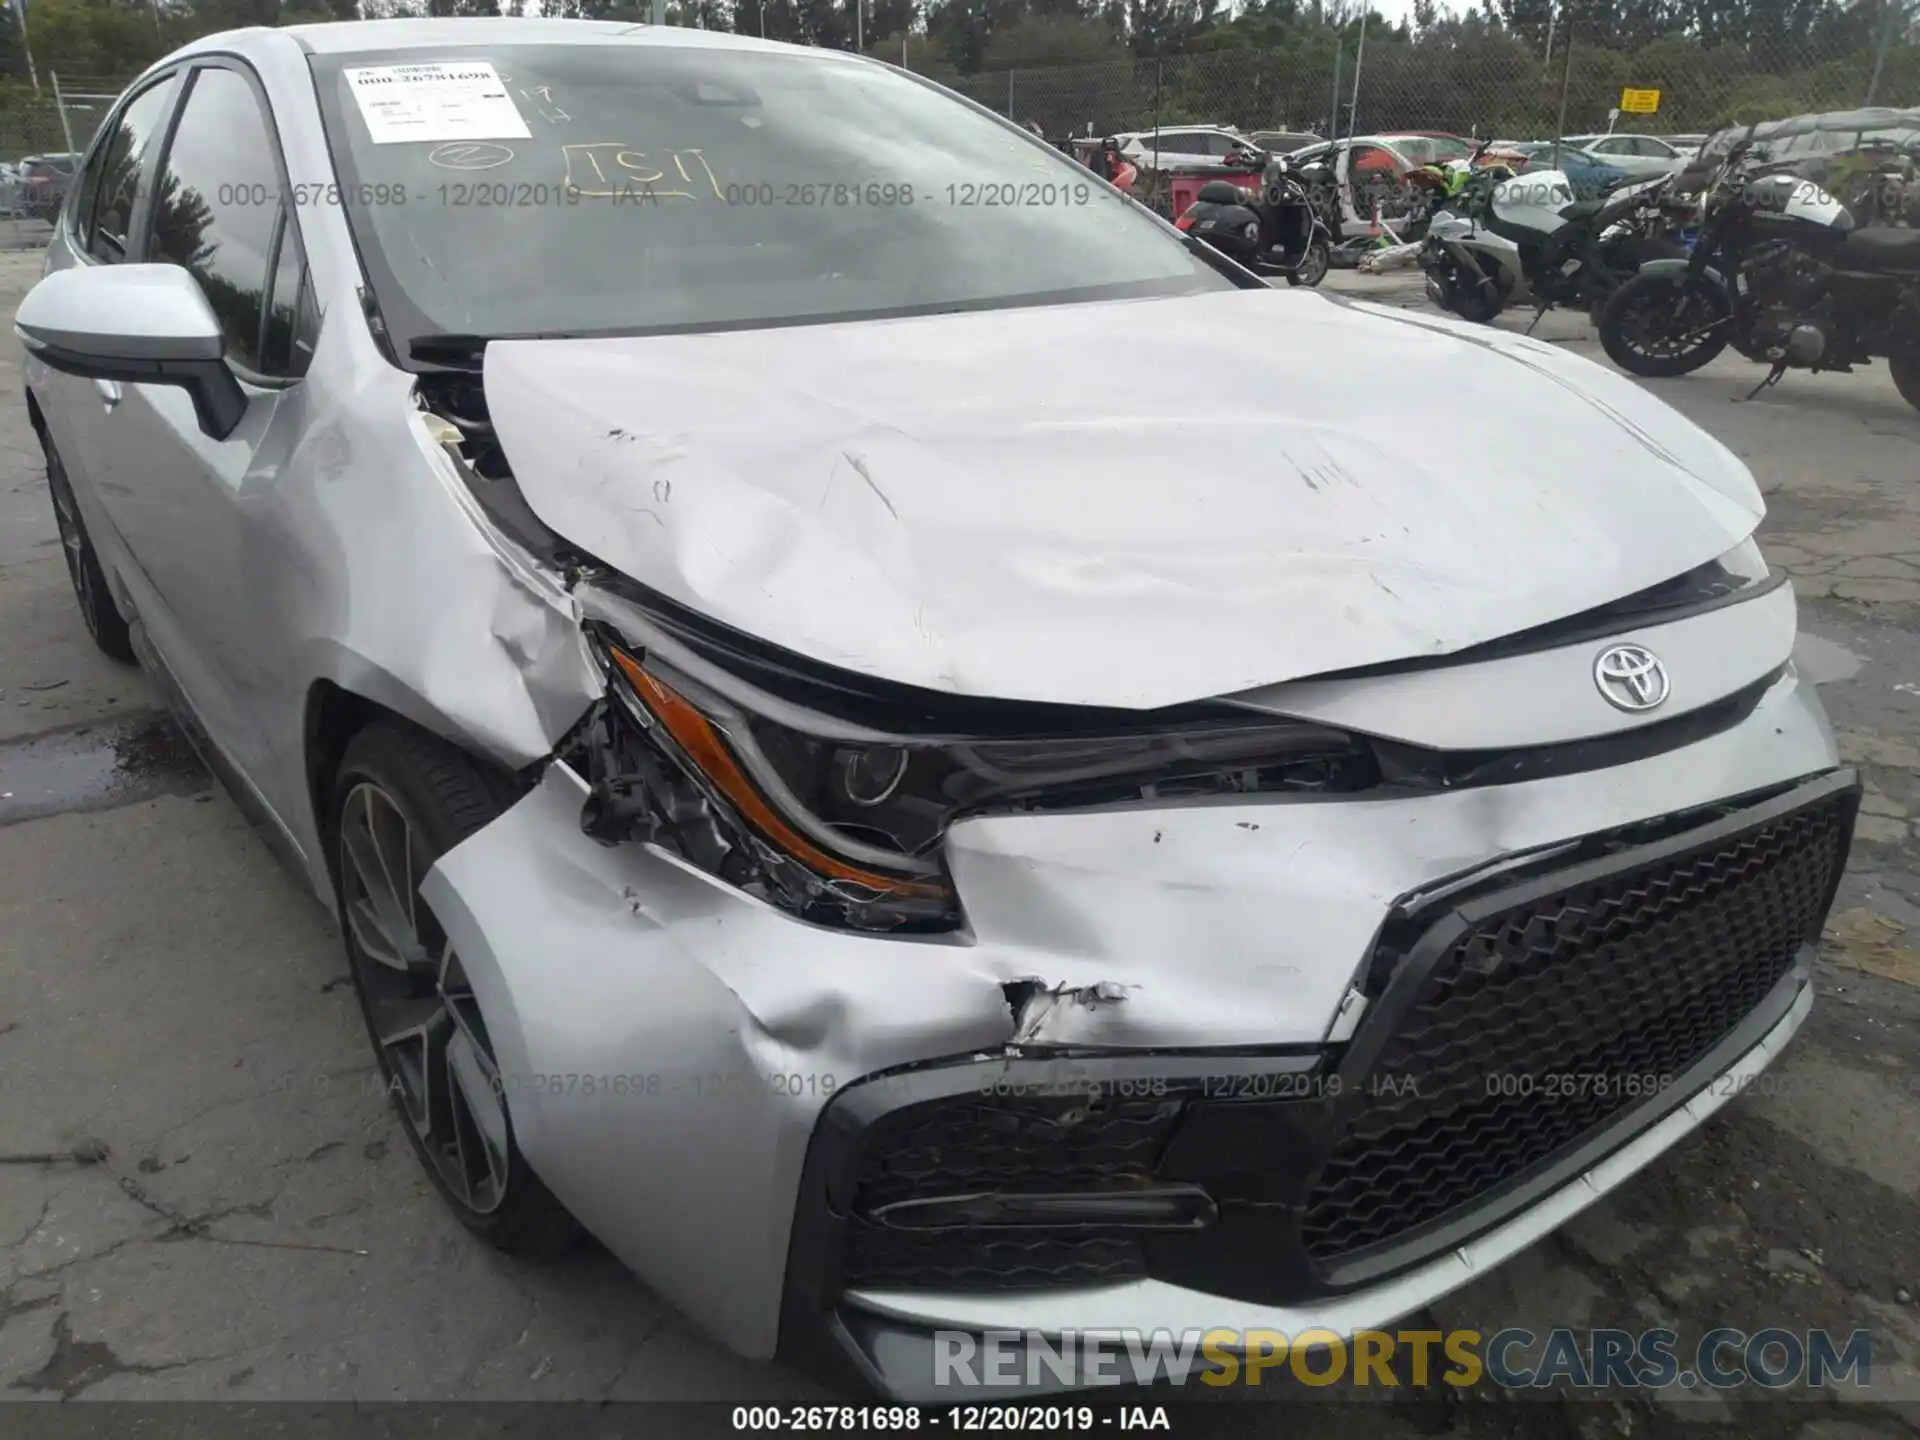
445 1026 510 1210
340 786 424 971
344 892 409 971
376 998 451 1136
364 787 419 941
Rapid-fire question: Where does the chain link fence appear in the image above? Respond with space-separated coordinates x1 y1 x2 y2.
0 73 133 161
952 31 1920 144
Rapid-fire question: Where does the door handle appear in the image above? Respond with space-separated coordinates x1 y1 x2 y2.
94 379 122 411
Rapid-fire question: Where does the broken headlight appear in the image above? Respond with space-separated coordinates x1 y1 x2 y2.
575 623 1371 934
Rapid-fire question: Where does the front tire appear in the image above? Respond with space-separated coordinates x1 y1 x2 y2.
1286 238 1330 288
333 720 581 1257
1891 355 1920 413
1441 260 1506 323
41 430 135 664
1599 271 1731 377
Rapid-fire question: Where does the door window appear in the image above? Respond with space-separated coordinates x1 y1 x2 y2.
147 65 292 377
76 79 175 263
259 205 317 379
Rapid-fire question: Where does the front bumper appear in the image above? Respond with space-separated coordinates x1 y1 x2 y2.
418 666 1854 1391
822 976 1815 1400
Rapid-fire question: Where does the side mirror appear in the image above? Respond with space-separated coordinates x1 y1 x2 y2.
15 264 247 441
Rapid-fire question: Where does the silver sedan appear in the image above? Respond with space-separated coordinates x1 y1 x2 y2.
17 17 1859 1402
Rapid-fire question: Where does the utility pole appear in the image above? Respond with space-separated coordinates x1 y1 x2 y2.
1553 16 1575 168
650 0 665 25
855 0 862 53
1347 10 1368 138
1330 35 1342 143
11 0 39 95
1868 0 1906 105
51 70 75 158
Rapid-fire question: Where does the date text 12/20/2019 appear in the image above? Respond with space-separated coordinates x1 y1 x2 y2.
730 1406 1172 1431
721 181 1097 208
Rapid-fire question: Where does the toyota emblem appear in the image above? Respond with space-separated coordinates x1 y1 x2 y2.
1594 644 1670 713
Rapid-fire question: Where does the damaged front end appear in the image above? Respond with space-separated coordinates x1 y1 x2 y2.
553 580 1380 937
408 345 1854 1399
412 350 1376 941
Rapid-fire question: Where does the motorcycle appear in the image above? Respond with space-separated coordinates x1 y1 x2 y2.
1597 135 1920 411
1418 146 1686 327
1173 146 1335 287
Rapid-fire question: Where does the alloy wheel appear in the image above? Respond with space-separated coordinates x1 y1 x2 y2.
338 780 512 1216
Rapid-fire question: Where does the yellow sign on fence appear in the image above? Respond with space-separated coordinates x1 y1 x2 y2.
1620 88 1662 114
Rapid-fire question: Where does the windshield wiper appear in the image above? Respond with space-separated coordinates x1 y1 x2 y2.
410 334 492 371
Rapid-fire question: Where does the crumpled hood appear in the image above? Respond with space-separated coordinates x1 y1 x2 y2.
483 287 1763 710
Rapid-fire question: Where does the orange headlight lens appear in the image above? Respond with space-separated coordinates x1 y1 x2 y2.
607 647 947 900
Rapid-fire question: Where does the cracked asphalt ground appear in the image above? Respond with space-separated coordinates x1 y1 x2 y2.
0 250 1917 1438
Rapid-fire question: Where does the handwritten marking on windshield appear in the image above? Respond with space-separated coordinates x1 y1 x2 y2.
428 142 515 171
559 143 724 200
520 86 571 124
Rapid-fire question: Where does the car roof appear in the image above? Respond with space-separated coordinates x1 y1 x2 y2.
174 16 808 63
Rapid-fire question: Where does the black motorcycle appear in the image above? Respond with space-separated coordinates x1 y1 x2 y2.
1174 146 1334 287
1417 146 1689 330
1598 136 1920 410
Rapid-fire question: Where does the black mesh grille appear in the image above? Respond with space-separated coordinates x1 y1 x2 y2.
1300 790 1853 1260
842 1229 1147 1291
840 1097 1184 1290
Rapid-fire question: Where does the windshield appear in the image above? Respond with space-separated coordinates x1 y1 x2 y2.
311 43 1228 349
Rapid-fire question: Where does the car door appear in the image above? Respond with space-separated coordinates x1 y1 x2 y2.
1631 136 1683 173
33 73 183 589
86 59 318 799
1150 130 1204 168
1598 136 1659 178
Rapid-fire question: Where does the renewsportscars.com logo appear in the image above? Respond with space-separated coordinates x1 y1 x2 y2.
931 1327 1873 1390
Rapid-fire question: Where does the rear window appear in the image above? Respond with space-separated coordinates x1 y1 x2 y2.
311 43 1228 352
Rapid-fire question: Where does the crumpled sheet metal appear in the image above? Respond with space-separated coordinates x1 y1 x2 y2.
417 666 1836 1356
481 289 1762 711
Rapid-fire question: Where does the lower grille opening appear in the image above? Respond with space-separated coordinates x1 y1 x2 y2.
839 1097 1185 1292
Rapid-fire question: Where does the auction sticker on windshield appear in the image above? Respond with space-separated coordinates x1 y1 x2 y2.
346 62 532 145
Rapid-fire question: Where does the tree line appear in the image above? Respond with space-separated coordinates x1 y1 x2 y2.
0 0 1909 110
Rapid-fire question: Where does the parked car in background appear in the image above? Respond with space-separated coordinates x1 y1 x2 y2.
0 162 22 218
1380 132 1477 165
1247 130 1324 153
18 15 1859 1405
1116 124 1256 171
1563 133 1691 179
1501 141 1633 199
1289 133 1474 232
1664 133 1708 153
19 153 79 220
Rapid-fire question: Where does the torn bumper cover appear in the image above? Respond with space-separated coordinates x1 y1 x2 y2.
417 619 1857 1397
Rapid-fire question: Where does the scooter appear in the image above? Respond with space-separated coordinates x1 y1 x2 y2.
1174 147 1334 286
